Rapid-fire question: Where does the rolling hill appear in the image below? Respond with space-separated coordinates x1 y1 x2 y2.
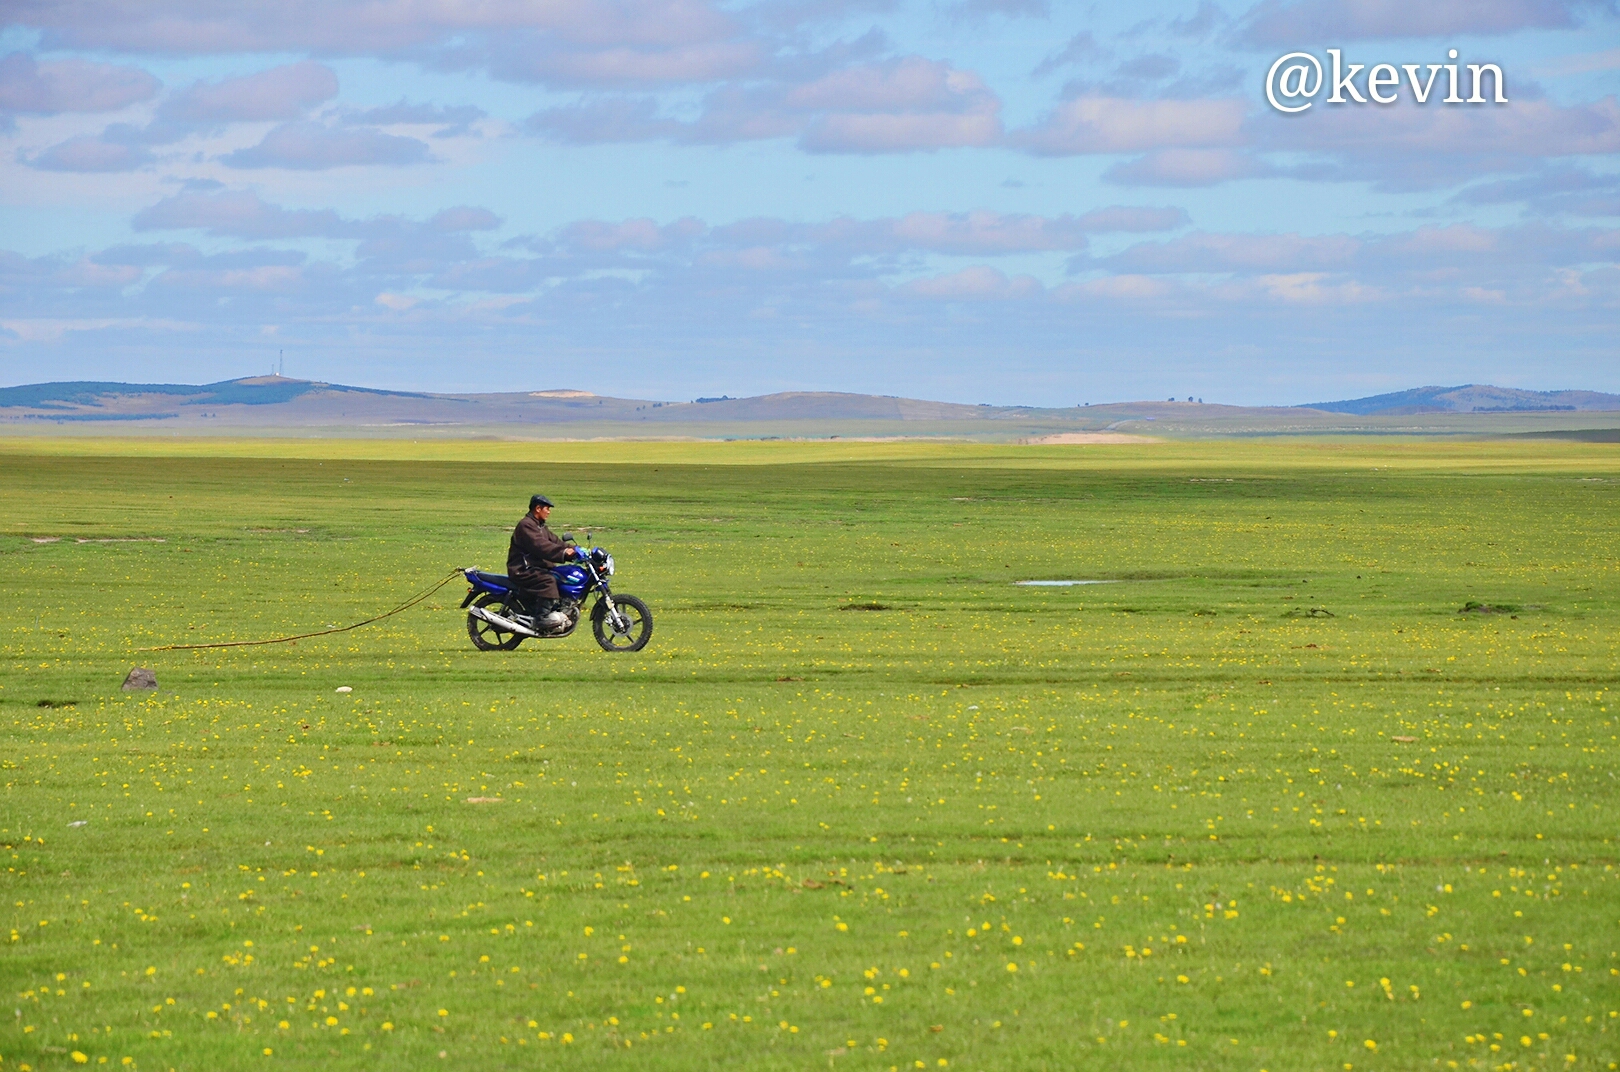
3 377 1618 439
1299 384 1620 415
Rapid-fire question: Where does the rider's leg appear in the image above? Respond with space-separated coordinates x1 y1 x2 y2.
510 569 556 619
530 574 566 628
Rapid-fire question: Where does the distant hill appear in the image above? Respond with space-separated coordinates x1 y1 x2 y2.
0 377 624 424
0 377 1027 426
1300 384 1620 415
4 376 1619 438
0 376 420 411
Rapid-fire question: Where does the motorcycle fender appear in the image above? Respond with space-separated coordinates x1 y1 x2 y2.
459 588 477 609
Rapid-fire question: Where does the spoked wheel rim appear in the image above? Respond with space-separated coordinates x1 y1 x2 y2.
468 593 524 650
592 594 651 652
601 605 643 647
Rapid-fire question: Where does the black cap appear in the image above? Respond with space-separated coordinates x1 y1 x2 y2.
529 494 555 510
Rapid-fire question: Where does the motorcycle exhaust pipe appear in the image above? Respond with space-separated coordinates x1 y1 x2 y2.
468 605 539 637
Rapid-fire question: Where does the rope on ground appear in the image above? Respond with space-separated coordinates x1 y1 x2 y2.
140 568 465 651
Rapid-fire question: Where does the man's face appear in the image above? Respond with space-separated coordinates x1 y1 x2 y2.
534 504 552 521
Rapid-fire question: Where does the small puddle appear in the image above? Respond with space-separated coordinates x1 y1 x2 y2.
1014 580 1115 586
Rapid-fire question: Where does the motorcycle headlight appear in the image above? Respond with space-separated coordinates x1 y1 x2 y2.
600 552 615 577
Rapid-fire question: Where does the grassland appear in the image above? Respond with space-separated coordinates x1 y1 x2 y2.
2 436 1617 1072
8 396 1620 442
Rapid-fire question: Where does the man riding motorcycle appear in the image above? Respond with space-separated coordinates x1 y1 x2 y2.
507 494 577 630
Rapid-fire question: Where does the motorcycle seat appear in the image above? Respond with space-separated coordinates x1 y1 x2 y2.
468 569 511 587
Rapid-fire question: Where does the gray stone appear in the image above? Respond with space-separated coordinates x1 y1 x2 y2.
122 667 157 690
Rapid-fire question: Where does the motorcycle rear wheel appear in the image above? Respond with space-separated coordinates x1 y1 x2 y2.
591 594 652 652
468 593 525 651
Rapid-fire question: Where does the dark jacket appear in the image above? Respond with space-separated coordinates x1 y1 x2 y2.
507 514 570 574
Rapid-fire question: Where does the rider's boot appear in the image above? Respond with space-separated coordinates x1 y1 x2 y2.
535 598 568 631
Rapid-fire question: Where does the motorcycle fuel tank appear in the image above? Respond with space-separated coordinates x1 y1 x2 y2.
552 562 590 599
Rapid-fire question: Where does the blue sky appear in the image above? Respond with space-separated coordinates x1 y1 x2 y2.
1 0 1616 405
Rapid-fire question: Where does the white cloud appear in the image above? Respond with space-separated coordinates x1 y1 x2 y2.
1237 0 1600 45
10 0 742 56
527 55 1007 153
1053 274 1177 301
1105 230 1362 273
1251 95 1620 191
0 316 196 343
1267 96 1620 160
785 57 990 112
1252 271 1382 303
1018 97 1247 154
801 107 1001 151
941 0 1050 20
0 52 159 114
490 39 764 87
151 264 304 291
1531 46 1620 77
132 190 354 237
1104 149 1272 187
559 217 703 252
902 265 1042 300
222 123 433 169
28 134 153 172
1072 205 1191 231
160 62 338 125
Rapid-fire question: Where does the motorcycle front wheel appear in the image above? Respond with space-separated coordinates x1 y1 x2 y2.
467 593 525 651
591 594 652 652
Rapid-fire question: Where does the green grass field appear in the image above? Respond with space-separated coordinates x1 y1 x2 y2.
2 436 1617 1071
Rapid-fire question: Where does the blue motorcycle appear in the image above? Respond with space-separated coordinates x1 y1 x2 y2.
459 539 652 652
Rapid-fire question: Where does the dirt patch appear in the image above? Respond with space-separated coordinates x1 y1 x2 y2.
1019 433 1162 445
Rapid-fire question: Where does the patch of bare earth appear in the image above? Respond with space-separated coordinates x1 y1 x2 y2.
1020 432 1162 445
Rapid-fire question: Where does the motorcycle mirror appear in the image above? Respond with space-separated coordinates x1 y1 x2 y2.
586 532 593 544
561 532 573 541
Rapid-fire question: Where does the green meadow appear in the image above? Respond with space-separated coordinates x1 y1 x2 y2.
1 436 1616 1072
